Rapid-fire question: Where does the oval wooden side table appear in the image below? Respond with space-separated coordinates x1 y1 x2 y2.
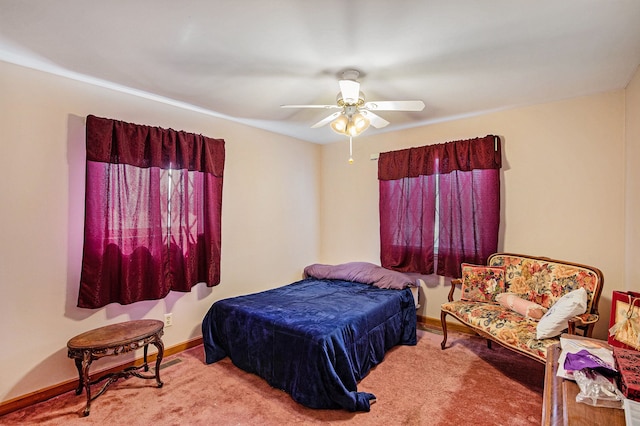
67 319 165 417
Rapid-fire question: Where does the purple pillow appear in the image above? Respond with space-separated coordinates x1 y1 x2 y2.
303 262 414 290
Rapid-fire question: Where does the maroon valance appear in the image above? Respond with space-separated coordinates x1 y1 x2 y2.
378 135 501 180
86 114 225 176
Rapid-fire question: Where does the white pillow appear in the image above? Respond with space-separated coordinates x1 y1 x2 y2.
536 287 588 339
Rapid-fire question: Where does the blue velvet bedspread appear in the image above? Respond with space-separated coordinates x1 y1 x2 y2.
202 278 417 411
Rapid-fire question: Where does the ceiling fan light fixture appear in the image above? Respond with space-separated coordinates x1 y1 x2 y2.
345 121 358 137
351 112 370 134
330 111 370 137
330 114 349 134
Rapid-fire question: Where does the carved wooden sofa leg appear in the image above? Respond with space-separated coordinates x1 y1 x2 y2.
440 310 448 349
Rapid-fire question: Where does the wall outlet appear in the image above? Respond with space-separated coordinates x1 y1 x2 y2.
164 313 173 327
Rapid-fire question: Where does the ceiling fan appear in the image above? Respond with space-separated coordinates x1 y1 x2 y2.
281 70 425 138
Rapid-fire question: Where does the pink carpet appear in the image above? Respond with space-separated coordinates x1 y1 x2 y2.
0 328 544 425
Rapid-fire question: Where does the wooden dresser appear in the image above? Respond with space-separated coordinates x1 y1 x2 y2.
542 339 626 425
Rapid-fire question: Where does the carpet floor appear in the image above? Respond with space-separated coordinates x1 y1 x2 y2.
0 328 544 425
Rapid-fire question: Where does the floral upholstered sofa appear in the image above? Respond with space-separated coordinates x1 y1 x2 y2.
440 253 604 363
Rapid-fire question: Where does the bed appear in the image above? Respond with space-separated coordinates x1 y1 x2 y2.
202 262 418 412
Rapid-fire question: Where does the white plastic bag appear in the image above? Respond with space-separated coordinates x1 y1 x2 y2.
574 369 624 409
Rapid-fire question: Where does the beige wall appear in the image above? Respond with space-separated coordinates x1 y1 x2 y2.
0 61 321 402
626 66 640 290
0 58 637 405
320 90 627 340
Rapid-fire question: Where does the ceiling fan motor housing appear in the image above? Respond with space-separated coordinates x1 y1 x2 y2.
336 91 365 107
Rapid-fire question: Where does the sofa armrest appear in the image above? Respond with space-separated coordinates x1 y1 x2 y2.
448 278 462 302
567 313 599 335
573 313 600 325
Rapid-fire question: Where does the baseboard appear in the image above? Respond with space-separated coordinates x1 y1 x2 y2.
0 336 203 417
418 314 476 335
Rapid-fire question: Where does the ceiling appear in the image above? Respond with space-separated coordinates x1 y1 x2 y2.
1 1 640 144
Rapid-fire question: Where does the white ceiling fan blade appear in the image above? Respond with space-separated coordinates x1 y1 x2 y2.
360 110 389 128
363 100 425 111
281 104 340 109
311 111 342 128
339 79 360 104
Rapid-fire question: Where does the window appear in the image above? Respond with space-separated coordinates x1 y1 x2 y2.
78 115 225 308
378 135 501 278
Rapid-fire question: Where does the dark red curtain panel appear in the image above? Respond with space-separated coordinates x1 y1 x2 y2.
78 115 225 308
436 168 501 277
379 175 437 273
378 135 501 278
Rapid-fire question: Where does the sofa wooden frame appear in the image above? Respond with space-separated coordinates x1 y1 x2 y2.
439 253 604 364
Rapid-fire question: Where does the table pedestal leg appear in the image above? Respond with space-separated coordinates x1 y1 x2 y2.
152 338 164 388
73 358 84 395
143 344 149 372
80 350 93 417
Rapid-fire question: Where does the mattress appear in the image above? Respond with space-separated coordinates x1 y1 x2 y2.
202 277 417 411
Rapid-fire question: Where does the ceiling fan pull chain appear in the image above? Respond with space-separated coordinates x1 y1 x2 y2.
349 136 354 164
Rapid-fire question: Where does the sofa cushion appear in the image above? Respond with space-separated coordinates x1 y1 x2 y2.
496 292 547 320
536 287 588 339
441 301 559 362
488 254 599 311
460 263 506 303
